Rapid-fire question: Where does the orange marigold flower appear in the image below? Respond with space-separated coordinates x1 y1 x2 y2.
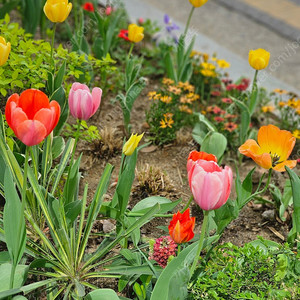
162 78 174 85
168 86 182 95
239 124 297 172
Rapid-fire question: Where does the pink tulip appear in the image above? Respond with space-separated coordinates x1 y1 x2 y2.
105 6 112 15
187 151 232 211
68 82 102 120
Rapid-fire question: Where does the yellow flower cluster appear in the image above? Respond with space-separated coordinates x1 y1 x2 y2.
179 105 193 114
180 92 199 104
293 129 300 139
261 106 275 113
160 113 174 128
148 91 161 100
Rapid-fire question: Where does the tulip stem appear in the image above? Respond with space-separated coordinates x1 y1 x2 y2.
71 119 82 164
9 146 29 291
177 244 181 255
50 23 57 72
190 210 209 277
127 43 134 60
184 6 195 36
249 70 258 115
181 196 193 213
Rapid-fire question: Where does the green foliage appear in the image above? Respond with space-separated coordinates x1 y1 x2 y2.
64 120 101 142
189 240 300 299
146 79 197 145
0 16 116 100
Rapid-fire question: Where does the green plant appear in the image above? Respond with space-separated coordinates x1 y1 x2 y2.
0 16 116 100
146 78 197 145
64 120 101 142
189 239 300 299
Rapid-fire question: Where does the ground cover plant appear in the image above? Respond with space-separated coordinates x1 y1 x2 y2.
0 0 299 299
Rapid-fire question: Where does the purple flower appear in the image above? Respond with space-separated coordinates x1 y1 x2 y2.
164 14 180 33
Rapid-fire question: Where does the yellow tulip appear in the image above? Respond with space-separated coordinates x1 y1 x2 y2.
123 133 144 156
128 24 144 43
189 0 208 7
248 48 270 70
0 36 11 66
44 0 72 23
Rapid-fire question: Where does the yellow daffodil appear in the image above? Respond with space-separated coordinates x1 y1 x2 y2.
0 36 11 66
239 124 296 172
44 0 72 23
189 0 208 7
128 24 144 43
248 48 270 70
123 133 144 156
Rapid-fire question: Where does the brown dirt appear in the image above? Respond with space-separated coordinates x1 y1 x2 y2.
75 78 294 247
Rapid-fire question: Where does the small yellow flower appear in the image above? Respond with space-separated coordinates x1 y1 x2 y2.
278 101 286 107
162 78 175 85
292 129 300 139
248 48 270 70
148 91 157 100
262 106 275 113
44 0 72 23
201 69 216 77
202 53 209 62
287 98 297 108
189 0 208 8
217 59 230 68
273 88 288 94
160 95 172 104
190 50 201 57
201 62 215 70
123 133 144 156
154 93 161 100
0 36 11 66
160 114 174 128
128 24 144 43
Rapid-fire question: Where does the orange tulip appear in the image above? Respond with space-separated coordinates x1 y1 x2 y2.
168 209 195 244
239 124 297 172
5 89 60 146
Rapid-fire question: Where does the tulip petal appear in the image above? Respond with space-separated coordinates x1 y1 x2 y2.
34 104 60 135
10 107 28 133
91 87 102 116
18 89 50 119
273 160 297 172
15 120 47 146
5 94 19 128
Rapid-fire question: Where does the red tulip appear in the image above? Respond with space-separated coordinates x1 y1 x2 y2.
5 89 60 146
118 29 129 41
82 2 94 12
168 209 195 244
187 151 232 211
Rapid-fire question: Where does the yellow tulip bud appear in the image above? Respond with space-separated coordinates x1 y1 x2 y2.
44 0 72 23
248 48 270 70
0 36 11 66
189 0 208 7
123 133 144 156
128 24 144 43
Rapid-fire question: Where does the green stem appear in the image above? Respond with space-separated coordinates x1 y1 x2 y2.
177 244 181 255
73 0 79 33
9 146 30 291
127 43 134 60
249 70 258 115
243 169 272 204
251 70 258 95
50 23 57 73
190 210 209 277
70 119 82 164
181 196 193 213
184 6 195 36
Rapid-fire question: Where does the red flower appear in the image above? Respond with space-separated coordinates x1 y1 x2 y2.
5 89 60 146
82 2 94 12
214 116 225 123
168 209 195 244
224 122 238 132
222 97 232 104
118 29 129 41
226 84 237 91
211 90 221 97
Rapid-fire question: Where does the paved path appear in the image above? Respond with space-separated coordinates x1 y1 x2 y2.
124 0 300 92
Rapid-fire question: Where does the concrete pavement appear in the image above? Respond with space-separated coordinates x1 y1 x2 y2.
123 0 300 93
